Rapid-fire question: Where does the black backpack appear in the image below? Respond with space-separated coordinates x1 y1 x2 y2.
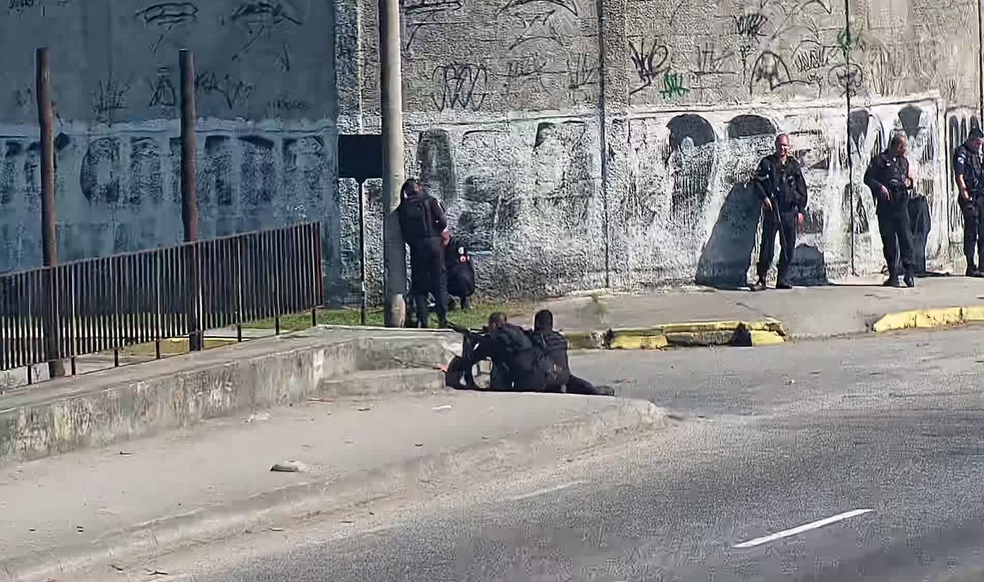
399 194 436 245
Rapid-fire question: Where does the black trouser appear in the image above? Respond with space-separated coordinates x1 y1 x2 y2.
447 264 474 309
757 209 797 283
962 197 984 270
877 198 914 278
408 237 448 326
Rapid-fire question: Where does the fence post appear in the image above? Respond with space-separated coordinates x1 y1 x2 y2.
36 47 65 379
358 180 367 325
180 49 202 351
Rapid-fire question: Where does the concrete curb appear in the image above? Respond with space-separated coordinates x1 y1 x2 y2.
871 305 984 333
0 331 461 468
2 397 672 582
563 318 787 351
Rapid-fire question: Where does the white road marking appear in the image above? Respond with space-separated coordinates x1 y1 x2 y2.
507 480 585 502
733 509 874 549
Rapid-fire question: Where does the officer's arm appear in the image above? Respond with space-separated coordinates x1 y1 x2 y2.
955 151 970 195
863 157 884 197
794 162 808 210
430 198 448 232
753 158 770 199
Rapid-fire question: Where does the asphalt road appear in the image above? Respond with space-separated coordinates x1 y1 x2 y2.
143 327 984 581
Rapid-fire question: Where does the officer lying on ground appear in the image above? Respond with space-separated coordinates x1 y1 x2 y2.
532 309 615 396
444 312 555 393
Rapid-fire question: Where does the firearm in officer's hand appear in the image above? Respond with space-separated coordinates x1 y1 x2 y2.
448 322 489 339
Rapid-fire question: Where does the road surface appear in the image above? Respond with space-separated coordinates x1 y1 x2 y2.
110 327 984 581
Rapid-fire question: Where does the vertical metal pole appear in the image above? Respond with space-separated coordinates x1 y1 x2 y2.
978 0 984 120
37 47 65 379
843 0 857 276
596 0 610 289
180 49 203 351
358 180 367 325
379 0 407 328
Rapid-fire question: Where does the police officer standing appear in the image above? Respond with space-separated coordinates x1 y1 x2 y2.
397 178 450 328
954 128 984 277
864 134 916 287
750 134 808 291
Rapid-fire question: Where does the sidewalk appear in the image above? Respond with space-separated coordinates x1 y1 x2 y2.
0 391 665 582
536 276 984 340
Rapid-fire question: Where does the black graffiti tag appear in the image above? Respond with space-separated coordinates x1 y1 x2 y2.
136 2 198 53
148 67 177 107
431 63 487 111
196 71 254 110
629 38 669 96
733 13 767 38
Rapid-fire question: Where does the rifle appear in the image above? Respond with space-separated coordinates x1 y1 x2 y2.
447 322 489 339
760 163 791 261
445 322 490 390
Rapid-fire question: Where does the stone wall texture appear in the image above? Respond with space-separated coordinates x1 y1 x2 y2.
0 0 981 301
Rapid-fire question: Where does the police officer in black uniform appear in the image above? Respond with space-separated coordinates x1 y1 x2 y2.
954 128 984 277
864 134 916 287
750 134 808 291
532 310 614 396
446 313 553 393
397 178 450 327
441 230 476 309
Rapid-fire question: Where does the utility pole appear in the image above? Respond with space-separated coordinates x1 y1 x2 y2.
180 49 203 350
379 0 407 327
36 47 65 379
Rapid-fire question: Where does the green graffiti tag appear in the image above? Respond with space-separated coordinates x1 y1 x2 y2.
661 71 689 99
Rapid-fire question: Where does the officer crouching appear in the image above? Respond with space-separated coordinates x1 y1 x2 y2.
864 134 916 287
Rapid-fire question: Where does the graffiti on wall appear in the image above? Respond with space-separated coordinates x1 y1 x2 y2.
624 0 889 104
0 123 334 273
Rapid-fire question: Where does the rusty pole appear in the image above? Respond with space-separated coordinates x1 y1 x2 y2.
36 47 65 379
180 49 202 351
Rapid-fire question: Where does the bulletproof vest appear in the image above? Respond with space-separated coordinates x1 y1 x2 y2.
495 324 553 383
445 238 470 269
398 194 440 245
763 157 800 209
957 145 984 193
882 154 909 195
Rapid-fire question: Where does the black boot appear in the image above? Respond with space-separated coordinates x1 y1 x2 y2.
903 271 915 288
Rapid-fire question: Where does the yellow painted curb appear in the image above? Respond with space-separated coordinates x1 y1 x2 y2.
872 305 984 333
563 331 607 350
608 332 669 350
749 330 786 346
598 319 786 350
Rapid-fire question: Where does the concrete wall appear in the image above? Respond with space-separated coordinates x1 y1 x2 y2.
1 0 980 301
338 0 984 299
0 0 345 295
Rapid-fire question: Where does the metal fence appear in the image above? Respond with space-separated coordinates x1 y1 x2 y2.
0 222 323 378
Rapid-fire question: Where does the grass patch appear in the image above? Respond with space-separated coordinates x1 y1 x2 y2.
119 337 240 358
245 298 535 332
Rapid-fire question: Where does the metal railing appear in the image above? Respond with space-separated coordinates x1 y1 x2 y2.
0 222 323 380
